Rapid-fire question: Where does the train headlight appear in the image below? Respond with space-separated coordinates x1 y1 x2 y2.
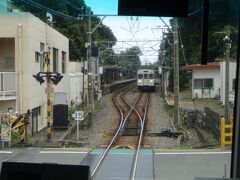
150 79 153 83
138 80 142 83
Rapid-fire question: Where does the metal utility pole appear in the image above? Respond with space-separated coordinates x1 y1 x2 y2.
173 18 180 129
162 62 166 98
223 32 231 123
87 9 93 124
84 9 105 124
161 38 166 98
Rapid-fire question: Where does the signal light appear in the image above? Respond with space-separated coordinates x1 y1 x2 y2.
33 73 45 85
51 73 63 85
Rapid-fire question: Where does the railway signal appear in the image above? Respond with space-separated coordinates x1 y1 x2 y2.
50 72 63 85
32 50 63 142
32 72 45 85
33 72 63 85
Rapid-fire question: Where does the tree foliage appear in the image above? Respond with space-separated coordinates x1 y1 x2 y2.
117 46 142 71
12 0 117 61
162 0 239 91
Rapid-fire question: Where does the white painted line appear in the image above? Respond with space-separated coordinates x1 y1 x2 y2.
0 151 12 154
39 151 88 154
155 151 231 155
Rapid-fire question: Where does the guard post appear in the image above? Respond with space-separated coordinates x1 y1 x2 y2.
221 116 233 149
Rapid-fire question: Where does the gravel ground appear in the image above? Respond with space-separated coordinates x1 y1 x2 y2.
29 86 215 149
167 90 223 148
68 86 182 149
168 90 232 116
69 93 117 148
28 87 209 149
147 86 181 149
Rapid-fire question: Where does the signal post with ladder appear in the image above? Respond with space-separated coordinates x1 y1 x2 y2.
33 50 63 142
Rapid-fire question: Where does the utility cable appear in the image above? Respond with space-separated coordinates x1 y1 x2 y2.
188 7 203 16
20 0 78 20
63 0 84 12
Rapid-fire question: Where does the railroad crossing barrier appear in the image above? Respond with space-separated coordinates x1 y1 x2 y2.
220 116 233 149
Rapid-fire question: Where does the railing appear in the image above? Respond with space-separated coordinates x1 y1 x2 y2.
0 72 17 100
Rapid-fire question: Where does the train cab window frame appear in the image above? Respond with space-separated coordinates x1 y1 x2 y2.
138 74 143 79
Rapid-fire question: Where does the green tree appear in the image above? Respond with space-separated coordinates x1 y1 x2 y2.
118 46 142 71
162 0 238 92
12 0 116 61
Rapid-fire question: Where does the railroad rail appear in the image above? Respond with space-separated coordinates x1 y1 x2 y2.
91 84 150 180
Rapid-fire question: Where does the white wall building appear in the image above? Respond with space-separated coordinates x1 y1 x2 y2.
220 59 237 104
183 63 221 99
183 60 236 104
68 61 84 105
0 12 69 133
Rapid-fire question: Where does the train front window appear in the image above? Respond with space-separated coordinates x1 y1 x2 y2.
138 74 143 79
0 0 240 180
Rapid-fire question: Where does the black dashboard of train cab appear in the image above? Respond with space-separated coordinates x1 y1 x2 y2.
0 162 90 180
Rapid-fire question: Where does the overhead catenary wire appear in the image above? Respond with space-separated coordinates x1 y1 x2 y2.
188 7 203 16
20 0 78 20
63 0 84 12
18 0 162 63
159 17 188 65
159 17 173 33
15 0 117 18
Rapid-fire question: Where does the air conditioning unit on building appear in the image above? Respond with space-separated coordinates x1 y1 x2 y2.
194 93 199 98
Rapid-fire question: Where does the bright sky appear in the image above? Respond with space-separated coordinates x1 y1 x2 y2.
85 0 171 64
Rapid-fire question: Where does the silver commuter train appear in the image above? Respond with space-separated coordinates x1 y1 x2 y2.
137 69 155 91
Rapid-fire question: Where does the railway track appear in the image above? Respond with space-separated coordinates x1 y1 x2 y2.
91 85 150 180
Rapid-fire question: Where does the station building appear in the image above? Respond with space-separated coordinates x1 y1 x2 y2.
0 12 69 133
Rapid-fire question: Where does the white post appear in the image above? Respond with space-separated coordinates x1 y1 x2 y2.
76 120 79 139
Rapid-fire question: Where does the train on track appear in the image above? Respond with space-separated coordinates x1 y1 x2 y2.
137 69 155 92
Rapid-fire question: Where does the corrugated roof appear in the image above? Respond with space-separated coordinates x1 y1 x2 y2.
182 63 220 71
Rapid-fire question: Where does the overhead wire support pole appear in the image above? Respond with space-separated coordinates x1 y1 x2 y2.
173 18 179 130
87 8 93 125
86 11 105 125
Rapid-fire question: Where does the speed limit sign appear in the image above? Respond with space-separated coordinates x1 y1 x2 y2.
72 111 84 121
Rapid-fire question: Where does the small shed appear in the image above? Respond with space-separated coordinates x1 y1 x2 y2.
183 63 221 99
183 60 237 105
